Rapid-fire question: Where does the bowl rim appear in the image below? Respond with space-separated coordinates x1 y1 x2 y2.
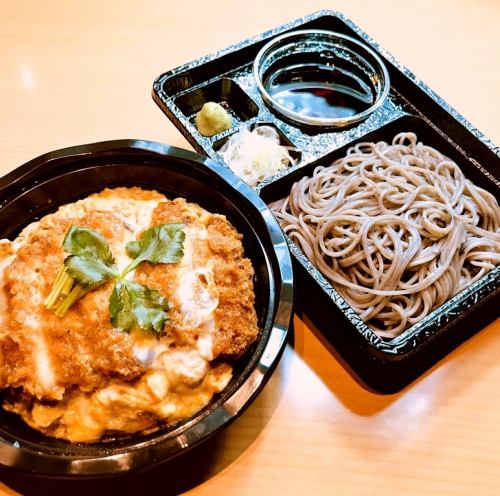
253 28 391 128
0 139 294 476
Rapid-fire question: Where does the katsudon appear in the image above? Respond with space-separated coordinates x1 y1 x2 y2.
0 187 259 442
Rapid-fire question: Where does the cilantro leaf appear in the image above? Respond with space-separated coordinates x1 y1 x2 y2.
109 280 169 333
63 225 116 265
123 223 185 275
64 254 118 287
62 226 119 288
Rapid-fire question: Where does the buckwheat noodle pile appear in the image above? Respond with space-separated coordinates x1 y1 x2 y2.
271 132 500 338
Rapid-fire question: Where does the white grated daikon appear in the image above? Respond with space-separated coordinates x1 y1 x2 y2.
219 126 295 187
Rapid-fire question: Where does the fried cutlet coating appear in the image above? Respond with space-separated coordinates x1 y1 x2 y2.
206 217 258 359
134 198 259 359
0 202 146 400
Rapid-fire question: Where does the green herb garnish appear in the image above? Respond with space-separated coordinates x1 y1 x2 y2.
124 223 185 275
45 223 185 334
63 225 119 284
109 281 169 333
45 226 119 316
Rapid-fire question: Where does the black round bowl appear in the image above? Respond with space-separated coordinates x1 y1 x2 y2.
0 140 293 476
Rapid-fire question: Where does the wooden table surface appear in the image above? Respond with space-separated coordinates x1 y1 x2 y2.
1 1 499 494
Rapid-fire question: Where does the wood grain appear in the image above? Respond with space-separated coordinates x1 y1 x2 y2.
0 1 499 494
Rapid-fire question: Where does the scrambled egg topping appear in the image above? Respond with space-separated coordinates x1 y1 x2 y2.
0 188 258 442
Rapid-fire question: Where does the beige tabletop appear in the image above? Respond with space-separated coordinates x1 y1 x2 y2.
1 1 500 495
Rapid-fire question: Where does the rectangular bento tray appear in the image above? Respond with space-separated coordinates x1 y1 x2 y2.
152 10 500 393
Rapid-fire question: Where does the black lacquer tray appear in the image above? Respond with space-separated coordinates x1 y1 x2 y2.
0 140 293 475
152 11 500 393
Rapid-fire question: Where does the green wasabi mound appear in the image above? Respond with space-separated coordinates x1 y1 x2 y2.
195 102 232 136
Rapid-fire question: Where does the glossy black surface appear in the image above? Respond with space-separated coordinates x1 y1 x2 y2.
152 11 500 393
0 140 293 475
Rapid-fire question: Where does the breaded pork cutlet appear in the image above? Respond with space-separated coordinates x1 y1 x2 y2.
0 187 259 442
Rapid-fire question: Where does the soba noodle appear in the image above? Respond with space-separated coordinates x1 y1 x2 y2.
270 132 500 338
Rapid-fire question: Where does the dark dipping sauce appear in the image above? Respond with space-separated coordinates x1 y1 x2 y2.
264 62 375 120
270 83 373 119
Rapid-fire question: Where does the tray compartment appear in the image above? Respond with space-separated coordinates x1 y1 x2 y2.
213 121 302 164
260 114 500 392
173 78 259 132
